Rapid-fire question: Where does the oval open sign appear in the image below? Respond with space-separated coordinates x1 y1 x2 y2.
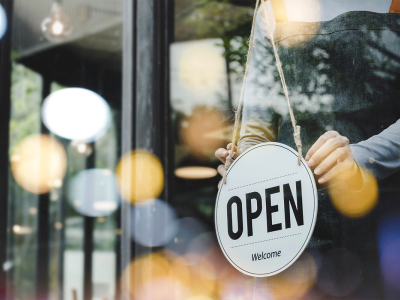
215 142 318 277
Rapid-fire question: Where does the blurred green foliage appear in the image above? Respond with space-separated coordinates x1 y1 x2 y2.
9 61 42 155
9 60 41 300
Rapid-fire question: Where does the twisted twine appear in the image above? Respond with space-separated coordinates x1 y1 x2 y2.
223 0 302 184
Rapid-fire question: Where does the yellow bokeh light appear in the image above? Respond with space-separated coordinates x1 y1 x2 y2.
197 248 231 280
175 255 216 298
187 296 214 300
253 252 317 300
124 252 172 297
115 150 164 203
11 134 67 194
328 168 378 218
180 107 227 160
123 250 220 300
218 268 254 300
135 278 190 300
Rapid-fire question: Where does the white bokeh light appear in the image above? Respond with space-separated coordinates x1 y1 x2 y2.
68 169 120 217
42 88 111 142
0 4 7 40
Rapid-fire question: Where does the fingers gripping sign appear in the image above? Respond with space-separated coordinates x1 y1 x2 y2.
305 131 360 184
216 144 242 188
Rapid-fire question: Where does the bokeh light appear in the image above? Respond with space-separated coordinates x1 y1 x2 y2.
13 225 32 235
123 250 221 300
185 233 218 265
284 0 321 22
28 207 37 215
76 143 87 154
253 252 317 300
180 107 227 160
122 218 251 300
219 270 254 300
175 166 217 179
187 296 213 300
115 150 164 203
378 214 400 294
172 254 216 299
130 199 177 247
179 42 225 95
123 252 190 299
124 252 174 298
11 134 67 194
70 141 92 156
0 4 7 40
68 168 120 217
42 88 111 142
135 277 191 300
328 168 378 218
166 218 208 255
316 248 362 297
269 0 321 48
196 246 231 281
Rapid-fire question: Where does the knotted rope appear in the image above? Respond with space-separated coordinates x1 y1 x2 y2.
223 0 302 184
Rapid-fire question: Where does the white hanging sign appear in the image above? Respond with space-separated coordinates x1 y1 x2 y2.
215 142 318 277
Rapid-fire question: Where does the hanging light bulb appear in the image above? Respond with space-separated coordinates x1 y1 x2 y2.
41 1 72 42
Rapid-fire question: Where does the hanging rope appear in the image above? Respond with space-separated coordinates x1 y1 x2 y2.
223 0 302 184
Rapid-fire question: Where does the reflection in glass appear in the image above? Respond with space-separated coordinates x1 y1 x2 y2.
179 41 225 95
41 2 73 42
179 107 227 161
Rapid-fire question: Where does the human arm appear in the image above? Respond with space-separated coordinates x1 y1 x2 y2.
215 3 280 186
304 119 400 188
350 119 400 181
237 2 280 153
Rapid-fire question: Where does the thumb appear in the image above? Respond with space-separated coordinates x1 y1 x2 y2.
226 143 242 159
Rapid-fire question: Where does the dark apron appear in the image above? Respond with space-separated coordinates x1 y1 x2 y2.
254 11 400 299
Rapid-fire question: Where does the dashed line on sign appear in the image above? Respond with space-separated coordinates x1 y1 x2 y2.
230 233 302 249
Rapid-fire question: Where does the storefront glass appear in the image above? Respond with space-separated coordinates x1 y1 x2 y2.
0 0 400 299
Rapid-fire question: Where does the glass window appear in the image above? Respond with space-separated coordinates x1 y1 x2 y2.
7 1 122 299
3 0 400 300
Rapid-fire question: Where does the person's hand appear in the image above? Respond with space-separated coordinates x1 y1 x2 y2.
305 131 360 184
215 143 242 188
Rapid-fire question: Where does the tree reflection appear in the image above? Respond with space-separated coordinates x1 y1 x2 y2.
244 12 400 153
